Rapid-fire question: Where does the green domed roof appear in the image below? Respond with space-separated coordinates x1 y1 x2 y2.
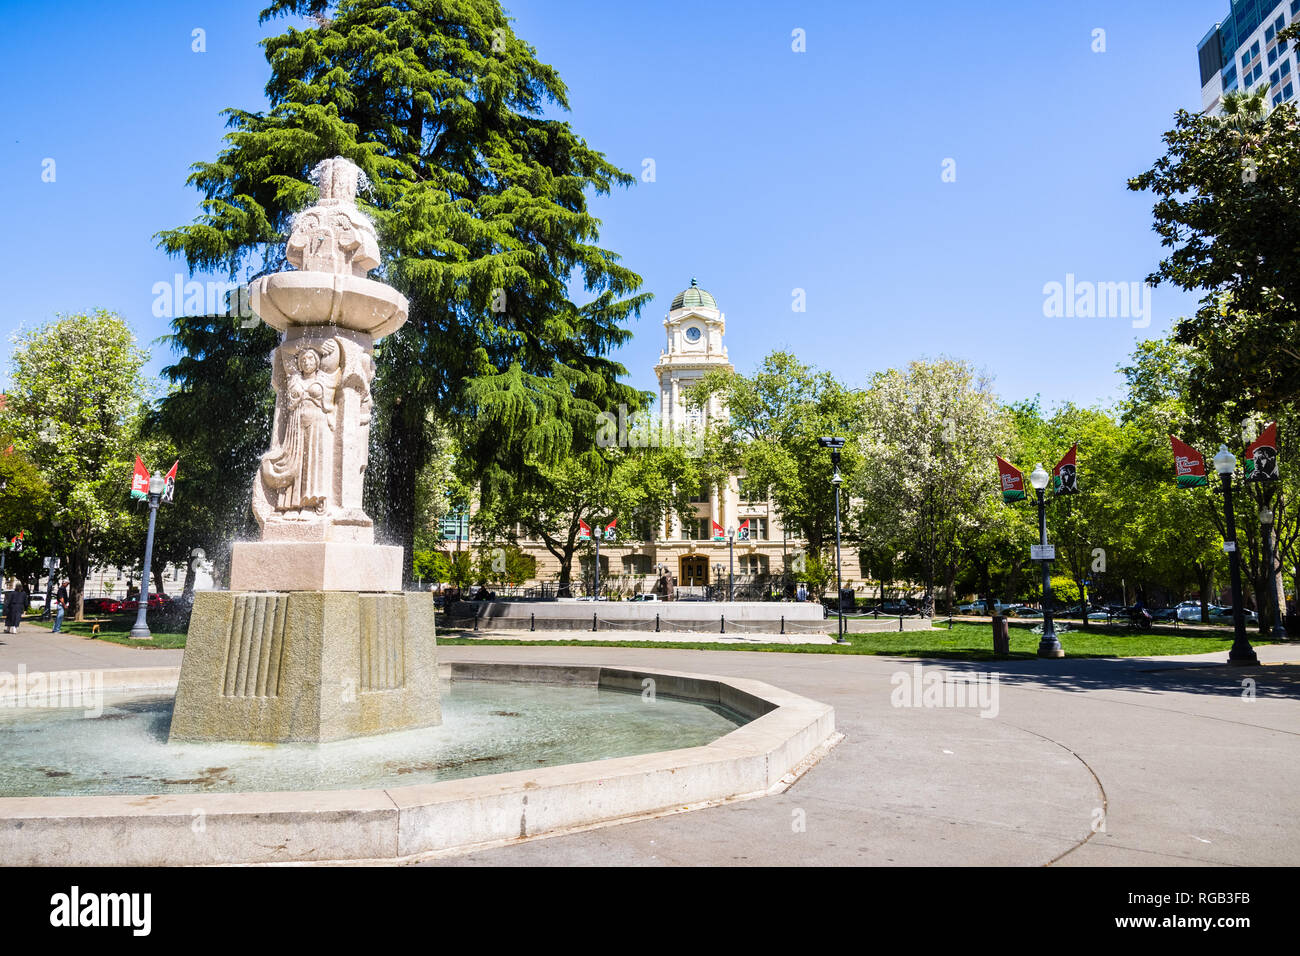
670 278 718 312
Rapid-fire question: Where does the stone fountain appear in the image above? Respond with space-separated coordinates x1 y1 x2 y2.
169 158 439 743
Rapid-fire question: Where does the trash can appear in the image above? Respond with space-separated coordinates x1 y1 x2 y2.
992 615 1010 657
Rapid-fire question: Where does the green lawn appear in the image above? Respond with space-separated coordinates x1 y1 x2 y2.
436 620 1273 661
22 615 188 648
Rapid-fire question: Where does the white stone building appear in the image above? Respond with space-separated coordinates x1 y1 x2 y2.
476 279 860 596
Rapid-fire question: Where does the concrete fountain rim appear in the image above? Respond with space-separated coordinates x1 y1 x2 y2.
0 660 836 866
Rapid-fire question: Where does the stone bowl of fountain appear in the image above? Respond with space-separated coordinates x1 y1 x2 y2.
0 158 838 865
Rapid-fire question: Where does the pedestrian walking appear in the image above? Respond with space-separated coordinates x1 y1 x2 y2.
3 582 29 633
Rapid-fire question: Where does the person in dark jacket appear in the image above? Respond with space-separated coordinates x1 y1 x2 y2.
4 583 30 633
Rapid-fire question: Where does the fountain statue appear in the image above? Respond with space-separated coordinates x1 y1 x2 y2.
170 158 440 743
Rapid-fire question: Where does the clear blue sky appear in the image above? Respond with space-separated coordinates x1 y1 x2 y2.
0 0 1227 410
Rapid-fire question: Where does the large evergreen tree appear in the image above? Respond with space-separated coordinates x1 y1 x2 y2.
157 0 648 579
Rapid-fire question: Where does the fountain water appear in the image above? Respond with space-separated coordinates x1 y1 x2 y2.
169 157 440 744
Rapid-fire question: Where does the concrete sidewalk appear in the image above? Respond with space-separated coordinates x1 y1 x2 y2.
3 620 1295 866
0 622 184 671
424 644 1300 866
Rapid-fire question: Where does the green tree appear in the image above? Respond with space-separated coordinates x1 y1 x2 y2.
1129 87 1300 419
690 352 866 562
3 311 150 620
474 445 697 595
855 358 1008 617
157 0 649 582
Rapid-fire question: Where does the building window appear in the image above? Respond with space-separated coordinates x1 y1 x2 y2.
622 554 652 575
1274 91 1283 106
1269 47 1279 65
1283 59 1293 77
738 480 769 503
1271 68 1281 86
739 555 769 575
688 483 709 504
1268 25 1277 44
748 517 770 540
1286 81 1295 99
683 517 711 540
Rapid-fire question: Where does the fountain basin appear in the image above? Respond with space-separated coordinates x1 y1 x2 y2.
250 271 408 337
0 661 835 865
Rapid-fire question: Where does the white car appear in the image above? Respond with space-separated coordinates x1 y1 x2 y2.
1207 605 1258 624
1174 600 1205 622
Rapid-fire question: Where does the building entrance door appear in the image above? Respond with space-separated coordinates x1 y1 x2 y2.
679 555 709 587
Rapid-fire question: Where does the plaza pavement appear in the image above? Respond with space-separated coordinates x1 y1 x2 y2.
1 622 1295 866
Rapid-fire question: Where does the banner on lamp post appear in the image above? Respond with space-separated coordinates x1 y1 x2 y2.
1244 422 1279 482
1053 444 1079 495
130 457 149 500
997 457 1026 502
1170 436 1208 488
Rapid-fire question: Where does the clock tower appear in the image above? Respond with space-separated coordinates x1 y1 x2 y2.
655 278 733 431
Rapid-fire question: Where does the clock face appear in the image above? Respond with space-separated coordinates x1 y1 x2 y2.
684 326 702 343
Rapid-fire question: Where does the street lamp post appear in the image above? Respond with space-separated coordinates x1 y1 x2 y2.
130 472 167 640
0 478 7 586
1213 446 1260 665
819 436 848 644
1028 463 1064 659
727 526 735 602
1259 506 1287 640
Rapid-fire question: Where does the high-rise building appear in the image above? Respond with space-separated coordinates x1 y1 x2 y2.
1198 0 1298 114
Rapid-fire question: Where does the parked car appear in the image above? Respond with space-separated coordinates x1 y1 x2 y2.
876 600 920 616
956 602 987 613
82 598 123 614
116 595 172 613
1150 607 1178 622
1207 605 1258 624
1010 607 1043 618
632 593 659 602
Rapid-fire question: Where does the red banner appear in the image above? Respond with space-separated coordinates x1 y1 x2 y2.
130 457 150 500
1053 444 1079 495
1170 436 1207 488
1245 422 1279 481
997 457 1025 502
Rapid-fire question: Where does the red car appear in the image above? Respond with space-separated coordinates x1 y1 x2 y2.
82 598 124 614
115 595 171 613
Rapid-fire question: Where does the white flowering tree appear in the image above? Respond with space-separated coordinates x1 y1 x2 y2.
854 358 1008 616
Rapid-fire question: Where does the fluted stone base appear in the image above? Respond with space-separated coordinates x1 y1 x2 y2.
169 590 439 743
